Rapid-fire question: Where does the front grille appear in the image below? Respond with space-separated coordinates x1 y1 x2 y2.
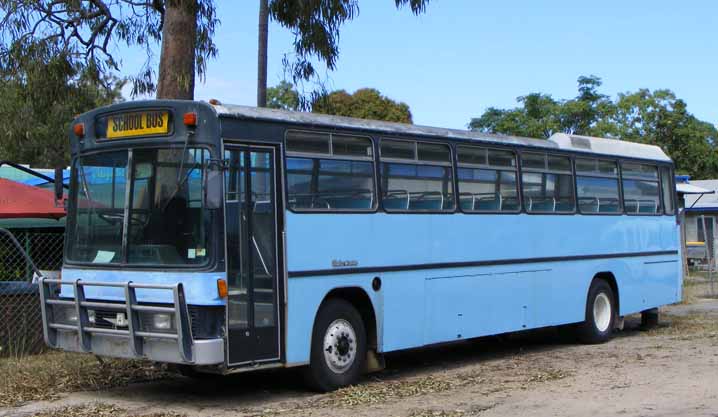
93 309 126 329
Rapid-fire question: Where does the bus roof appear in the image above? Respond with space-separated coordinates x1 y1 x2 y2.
213 103 671 162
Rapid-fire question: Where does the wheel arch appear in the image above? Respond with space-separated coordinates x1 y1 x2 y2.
592 271 620 314
315 286 378 351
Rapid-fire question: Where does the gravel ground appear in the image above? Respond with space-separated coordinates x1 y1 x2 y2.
3 282 717 417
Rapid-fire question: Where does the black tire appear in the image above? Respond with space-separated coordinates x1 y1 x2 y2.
641 308 659 329
576 279 616 344
304 298 367 392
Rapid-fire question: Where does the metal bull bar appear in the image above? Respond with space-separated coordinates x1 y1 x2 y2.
38 278 194 363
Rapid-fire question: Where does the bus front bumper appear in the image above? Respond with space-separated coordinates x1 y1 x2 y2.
51 330 224 365
38 278 224 365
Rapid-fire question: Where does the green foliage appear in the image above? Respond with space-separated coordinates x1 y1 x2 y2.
0 0 218 96
469 76 718 179
0 42 122 167
312 88 412 123
267 81 300 111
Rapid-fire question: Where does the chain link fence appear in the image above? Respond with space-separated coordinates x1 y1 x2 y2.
0 228 64 357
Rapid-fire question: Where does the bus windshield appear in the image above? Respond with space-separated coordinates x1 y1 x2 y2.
67 147 211 266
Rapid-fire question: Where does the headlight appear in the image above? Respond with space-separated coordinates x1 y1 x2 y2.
152 313 173 330
53 305 78 324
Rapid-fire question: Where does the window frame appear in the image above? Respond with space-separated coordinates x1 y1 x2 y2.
574 157 623 216
64 144 217 271
456 145 521 214
284 129 378 213
519 151 577 215
619 161 663 216
659 165 677 216
379 137 457 214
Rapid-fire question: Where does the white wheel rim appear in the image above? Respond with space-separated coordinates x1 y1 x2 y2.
323 319 357 374
593 292 612 332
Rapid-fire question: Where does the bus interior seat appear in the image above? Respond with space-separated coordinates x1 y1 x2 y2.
475 193 501 211
409 192 443 210
383 190 410 210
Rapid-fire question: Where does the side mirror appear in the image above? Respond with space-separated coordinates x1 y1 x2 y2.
54 167 64 202
204 160 223 210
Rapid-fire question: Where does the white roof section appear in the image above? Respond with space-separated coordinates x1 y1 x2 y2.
684 180 718 209
677 182 714 195
211 104 672 162
548 133 671 162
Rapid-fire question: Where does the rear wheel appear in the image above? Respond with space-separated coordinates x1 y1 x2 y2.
305 298 366 392
577 280 616 344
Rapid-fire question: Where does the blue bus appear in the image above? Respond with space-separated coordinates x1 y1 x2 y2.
40 101 681 391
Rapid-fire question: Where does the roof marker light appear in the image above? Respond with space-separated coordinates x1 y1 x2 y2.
73 123 85 138
183 112 198 127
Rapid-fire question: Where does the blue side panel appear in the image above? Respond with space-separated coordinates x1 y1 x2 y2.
286 275 381 365
59 268 227 306
284 212 682 364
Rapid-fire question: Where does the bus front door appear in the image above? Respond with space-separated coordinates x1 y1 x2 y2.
224 145 281 365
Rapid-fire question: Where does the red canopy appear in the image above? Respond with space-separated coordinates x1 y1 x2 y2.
0 178 66 219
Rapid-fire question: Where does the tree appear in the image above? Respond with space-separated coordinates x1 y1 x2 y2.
469 76 718 179
0 42 122 167
312 88 412 123
266 81 300 111
469 75 614 138
0 0 219 99
258 0 430 105
257 0 270 106
2 1 429 101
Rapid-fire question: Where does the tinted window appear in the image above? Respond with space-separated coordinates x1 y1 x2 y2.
661 166 675 214
418 143 451 163
577 177 621 213
381 163 455 211
622 162 658 180
521 153 575 212
575 159 621 214
286 131 376 211
286 130 330 154
621 162 660 214
332 134 373 158
381 140 415 160
522 172 575 213
521 152 545 170
457 146 519 212
287 158 375 210
623 179 660 214
381 139 454 211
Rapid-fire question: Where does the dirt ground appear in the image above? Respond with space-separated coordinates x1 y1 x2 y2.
3 282 718 417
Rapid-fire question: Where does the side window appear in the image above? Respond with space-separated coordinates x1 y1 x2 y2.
575 158 621 214
660 166 675 215
457 146 519 212
521 153 575 213
285 131 375 211
621 162 660 214
380 139 455 212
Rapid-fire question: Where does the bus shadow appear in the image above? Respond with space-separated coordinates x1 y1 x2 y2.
110 315 649 408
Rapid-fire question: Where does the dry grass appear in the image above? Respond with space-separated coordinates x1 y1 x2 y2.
651 313 718 340
0 352 170 407
323 364 572 409
30 402 187 417
328 375 454 407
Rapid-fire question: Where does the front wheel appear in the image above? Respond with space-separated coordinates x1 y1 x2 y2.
305 298 367 392
577 280 616 344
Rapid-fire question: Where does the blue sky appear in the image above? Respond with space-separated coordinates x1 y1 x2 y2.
123 0 717 130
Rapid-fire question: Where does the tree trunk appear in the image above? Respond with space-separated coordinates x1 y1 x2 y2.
256 0 269 107
157 0 198 100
